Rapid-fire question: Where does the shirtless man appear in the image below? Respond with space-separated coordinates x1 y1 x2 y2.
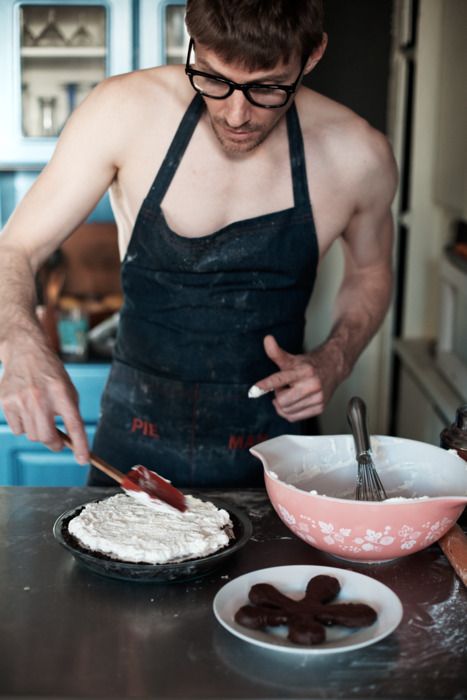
0 0 397 487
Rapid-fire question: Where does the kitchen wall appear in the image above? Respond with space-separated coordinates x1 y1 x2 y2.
303 0 394 435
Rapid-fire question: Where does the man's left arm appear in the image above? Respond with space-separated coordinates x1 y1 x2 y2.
252 131 398 421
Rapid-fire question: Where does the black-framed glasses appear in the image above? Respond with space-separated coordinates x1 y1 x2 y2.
185 38 307 109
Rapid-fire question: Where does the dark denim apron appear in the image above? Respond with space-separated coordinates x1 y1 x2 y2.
89 94 319 488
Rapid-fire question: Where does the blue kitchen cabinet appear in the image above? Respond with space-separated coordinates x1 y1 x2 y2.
0 425 96 486
0 363 110 485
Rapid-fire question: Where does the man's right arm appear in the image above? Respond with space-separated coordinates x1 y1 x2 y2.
0 77 124 462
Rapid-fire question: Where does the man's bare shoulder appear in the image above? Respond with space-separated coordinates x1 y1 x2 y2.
298 87 397 199
89 64 193 120
69 65 194 168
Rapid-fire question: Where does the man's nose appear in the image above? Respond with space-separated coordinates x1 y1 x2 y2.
223 89 253 127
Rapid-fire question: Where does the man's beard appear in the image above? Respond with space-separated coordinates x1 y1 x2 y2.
210 117 274 154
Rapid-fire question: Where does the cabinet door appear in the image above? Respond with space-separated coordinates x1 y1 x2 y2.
395 368 446 445
433 0 467 216
139 0 188 69
0 363 110 424
0 362 109 485
65 362 110 422
0 425 96 486
0 0 133 167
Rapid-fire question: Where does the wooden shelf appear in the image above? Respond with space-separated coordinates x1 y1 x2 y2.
165 47 186 59
21 46 106 59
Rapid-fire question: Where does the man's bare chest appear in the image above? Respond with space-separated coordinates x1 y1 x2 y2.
110 115 351 256
113 137 295 240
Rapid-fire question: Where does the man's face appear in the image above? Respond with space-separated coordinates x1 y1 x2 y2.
192 44 304 155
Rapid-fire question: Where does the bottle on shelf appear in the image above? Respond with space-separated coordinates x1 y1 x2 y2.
440 405 467 529
438 405 467 572
38 96 58 137
62 82 79 123
21 83 30 136
440 405 467 462
57 301 90 363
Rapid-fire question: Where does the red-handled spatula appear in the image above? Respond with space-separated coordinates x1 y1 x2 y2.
57 428 187 512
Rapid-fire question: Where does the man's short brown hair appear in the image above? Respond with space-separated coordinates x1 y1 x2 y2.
185 0 324 70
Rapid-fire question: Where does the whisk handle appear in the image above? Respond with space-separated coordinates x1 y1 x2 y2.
347 396 371 456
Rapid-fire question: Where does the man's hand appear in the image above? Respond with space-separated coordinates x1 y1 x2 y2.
0 337 89 464
250 335 343 422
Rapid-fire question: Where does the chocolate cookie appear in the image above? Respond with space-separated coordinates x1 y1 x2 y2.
234 575 377 645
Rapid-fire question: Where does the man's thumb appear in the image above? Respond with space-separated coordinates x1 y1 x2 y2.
263 335 290 369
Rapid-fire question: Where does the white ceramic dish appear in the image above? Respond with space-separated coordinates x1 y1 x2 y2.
213 564 403 654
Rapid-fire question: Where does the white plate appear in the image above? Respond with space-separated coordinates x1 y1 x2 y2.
213 565 403 654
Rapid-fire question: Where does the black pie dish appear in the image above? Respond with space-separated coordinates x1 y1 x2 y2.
53 496 253 583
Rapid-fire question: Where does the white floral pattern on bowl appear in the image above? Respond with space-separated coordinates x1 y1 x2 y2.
279 505 455 558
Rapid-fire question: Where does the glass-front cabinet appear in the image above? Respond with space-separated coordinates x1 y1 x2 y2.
20 4 107 139
139 0 189 69
0 0 133 168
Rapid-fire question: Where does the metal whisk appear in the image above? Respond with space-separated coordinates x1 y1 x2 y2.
347 396 387 501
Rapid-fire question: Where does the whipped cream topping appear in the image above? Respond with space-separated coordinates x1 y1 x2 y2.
122 487 184 512
68 494 233 564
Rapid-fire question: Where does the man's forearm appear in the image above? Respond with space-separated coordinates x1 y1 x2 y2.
0 241 89 461
313 263 393 384
0 244 46 359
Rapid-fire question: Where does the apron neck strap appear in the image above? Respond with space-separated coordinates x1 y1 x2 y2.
286 102 311 210
148 93 205 204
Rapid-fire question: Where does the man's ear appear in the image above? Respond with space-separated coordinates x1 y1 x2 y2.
303 33 328 75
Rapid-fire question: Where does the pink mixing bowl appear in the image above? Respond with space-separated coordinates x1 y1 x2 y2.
250 435 467 563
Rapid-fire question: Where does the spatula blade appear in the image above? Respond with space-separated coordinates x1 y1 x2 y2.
122 465 187 512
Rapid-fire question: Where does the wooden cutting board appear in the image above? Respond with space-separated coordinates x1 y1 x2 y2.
438 524 467 587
